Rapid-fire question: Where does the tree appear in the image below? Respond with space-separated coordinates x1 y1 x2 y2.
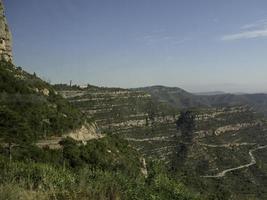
173 111 196 168
60 137 83 168
0 107 32 161
176 111 195 142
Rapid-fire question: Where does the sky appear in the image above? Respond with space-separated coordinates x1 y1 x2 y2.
3 0 267 93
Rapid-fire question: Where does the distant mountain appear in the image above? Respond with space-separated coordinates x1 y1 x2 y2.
136 85 267 115
135 85 205 109
194 91 226 96
204 93 267 115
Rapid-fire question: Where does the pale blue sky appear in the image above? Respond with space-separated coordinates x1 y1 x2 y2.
4 0 267 93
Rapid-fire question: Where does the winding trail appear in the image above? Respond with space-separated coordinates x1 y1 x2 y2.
202 145 267 178
126 135 175 142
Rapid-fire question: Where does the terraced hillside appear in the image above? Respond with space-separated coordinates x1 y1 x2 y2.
56 85 267 167
55 84 182 163
193 137 267 199
0 61 202 200
0 60 201 199
56 85 267 199
174 106 267 200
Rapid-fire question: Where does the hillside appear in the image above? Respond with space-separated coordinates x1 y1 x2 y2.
2 64 266 199
136 85 267 115
172 107 267 200
2 0 267 198
0 63 200 199
0 61 85 144
135 85 204 109
56 83 267 199
55 84 181 163
0 1 203 198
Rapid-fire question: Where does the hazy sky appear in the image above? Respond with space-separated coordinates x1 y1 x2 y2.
4 0 267 93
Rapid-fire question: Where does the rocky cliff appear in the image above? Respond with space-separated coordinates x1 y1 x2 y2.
0 0 12 62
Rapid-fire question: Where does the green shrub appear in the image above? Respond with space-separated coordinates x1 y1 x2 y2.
0 156 76 191
0 60 84 142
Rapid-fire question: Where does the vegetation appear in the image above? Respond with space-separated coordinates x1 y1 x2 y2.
0 62 201 199
55 82 267 200
0 61 83 144
138 85 267 116
0 136 201 200
2 61 267 199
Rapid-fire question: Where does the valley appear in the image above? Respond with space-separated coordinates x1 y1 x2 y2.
1 0 267 199
202 144 267 178
55 83 267 199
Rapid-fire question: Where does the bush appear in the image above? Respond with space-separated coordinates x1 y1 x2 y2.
0 156 76 191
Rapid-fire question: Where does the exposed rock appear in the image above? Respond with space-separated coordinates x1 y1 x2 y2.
0 0 12 62
140 157 148 177
214 122 261 136
195 106 249 121
36 123 104 149
195 122 262 138
41 88 50 96
67 122 104 144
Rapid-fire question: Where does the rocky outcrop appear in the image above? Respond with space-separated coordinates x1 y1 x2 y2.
0 0 12 62
195 106 250 121
214 122 261 136
67 122 104 143
195 122 262 138
140 157 148 177
36 123 104 149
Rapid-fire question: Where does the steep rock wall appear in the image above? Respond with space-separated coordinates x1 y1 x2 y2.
0 0 12 62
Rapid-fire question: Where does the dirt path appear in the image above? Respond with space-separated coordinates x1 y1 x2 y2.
126 135 175 142
199 142 256 148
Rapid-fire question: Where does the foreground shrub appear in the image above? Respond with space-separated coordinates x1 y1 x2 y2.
0 156 76 191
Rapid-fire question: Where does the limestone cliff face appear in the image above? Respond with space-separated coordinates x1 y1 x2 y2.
0 0 12 62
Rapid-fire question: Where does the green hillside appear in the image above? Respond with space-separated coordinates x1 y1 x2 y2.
2 61 267 200
56 83 267 200
137 85 267 115
0 62 201 199
2 0 267 199
0 60 83 143
55 83 181 163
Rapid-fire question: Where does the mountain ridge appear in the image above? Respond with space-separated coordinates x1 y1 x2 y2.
134 85 267 115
